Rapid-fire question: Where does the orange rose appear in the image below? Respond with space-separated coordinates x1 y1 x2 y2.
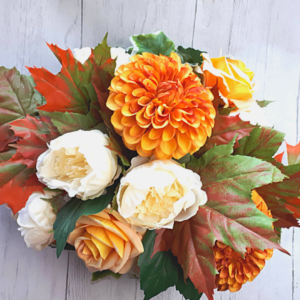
68 209 144 274
214 190 273 292
107 52 215 159
202 53 255 110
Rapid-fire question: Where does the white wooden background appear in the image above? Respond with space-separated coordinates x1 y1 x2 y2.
0 0 299 299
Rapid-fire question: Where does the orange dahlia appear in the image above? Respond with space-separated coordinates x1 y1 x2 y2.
214 190 273 293
107 52 216 159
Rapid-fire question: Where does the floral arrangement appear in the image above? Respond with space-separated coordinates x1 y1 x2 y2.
1 31 300 300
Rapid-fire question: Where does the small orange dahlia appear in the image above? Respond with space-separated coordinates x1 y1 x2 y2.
107 52 216 159
214 190 273 293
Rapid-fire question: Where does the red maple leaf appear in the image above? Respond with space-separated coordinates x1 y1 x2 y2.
286 141 300 165
0 124 18 152
274 151 284 163
10 115 59 161
0 165 44 214
27 44 93 114
0 115 60 213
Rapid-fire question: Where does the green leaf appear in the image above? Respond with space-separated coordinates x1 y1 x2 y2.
92 33 116 77
234 127 285 161
138 230 179 300
0 149 16 162
176 46 206 66
53 182 118 258
106 134 130 167
175 153 191 165
92 270 121 281
176 267 202 300
0 67 40 125
130 31 175 56
257 100 273 108
218 107 235 116
39 111 98 134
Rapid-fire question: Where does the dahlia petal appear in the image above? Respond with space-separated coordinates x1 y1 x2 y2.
149 128 163 140
177 133 191 153
107 93 122 111
162 125 176 142
141 132 160 151
136 142 153 157
111 111 125 132
160 138 177 155
123 127 142 145
121 115 136 127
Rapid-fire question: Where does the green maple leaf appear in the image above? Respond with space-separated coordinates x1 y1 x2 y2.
176 46 206 66
130 31 175 56
234 126 285 162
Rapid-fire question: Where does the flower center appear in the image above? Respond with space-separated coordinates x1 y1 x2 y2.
134 180 186 221
153 80 184 107
53 147 92 182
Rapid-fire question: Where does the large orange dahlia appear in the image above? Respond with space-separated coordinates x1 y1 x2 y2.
214 190 274 293
107 52 216 159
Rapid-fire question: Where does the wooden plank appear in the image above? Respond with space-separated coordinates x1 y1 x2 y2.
0 0 82 75
82 0 196 49
196 0 300 299
0 206 69 300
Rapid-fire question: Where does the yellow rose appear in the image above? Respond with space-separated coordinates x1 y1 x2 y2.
202 53 255 110
67 209 144 274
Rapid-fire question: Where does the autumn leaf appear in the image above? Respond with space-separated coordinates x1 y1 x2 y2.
153 140 287 300
286 141 300 165
0 67 41 124
0 165 44 214
9 115 59 161
91 35 116 132
106 134 130 167
39 111 98 135
0 115 59 213
194 114 255 156
0 124 18 152
234 127 285 162
257 163 300 227
27 43 95 114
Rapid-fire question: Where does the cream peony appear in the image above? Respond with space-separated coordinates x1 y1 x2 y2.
17 191 56 251
37 130 121 200
116 158 207 229
73 47 92 64
110 47 131 71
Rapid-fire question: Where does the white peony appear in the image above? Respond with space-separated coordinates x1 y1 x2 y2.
17 191 56 251
73 47 92 64
110 47 131 71
230 101 271 127
116 158 207 229
36 130 121 200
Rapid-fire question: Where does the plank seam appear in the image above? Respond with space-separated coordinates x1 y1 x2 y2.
65 252 70 300
80 0 83 48
191 0 198 47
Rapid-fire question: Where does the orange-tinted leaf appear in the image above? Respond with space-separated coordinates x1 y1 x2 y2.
0 124 18 152
275 152 284 163
286 141 300 165
0 169 44 214
10 115 59 161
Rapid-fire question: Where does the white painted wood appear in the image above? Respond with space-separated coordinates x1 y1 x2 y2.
0 205 69 300
0 0 82 75
0 0 300 299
